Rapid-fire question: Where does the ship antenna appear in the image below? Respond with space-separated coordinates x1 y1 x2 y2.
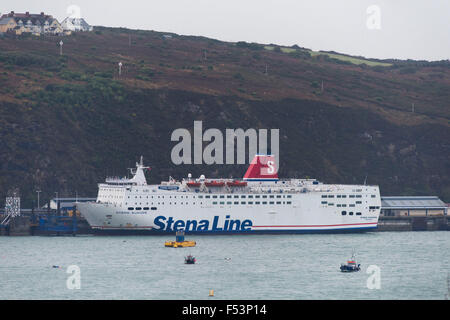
363 175 368 185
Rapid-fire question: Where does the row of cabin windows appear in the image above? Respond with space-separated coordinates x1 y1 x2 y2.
200 194 292 199
321 202 362 206
126 200 296 209
126 202 201 206
212 201 292 205
321 194 366 199
126 194 293 199
341 211 362 216
126 201 292 206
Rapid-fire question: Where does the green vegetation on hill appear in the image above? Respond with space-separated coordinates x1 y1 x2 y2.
0 27 449 205
263 45 392 66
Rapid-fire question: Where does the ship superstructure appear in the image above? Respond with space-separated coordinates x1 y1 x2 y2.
77 155 381 234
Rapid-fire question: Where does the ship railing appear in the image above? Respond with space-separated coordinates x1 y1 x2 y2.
106 176 129 181
179 186 318 194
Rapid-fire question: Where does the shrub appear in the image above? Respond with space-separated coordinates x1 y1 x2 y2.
141 67 155 77
60 70 87 81
273 46 281 53
310 81 320 88
0 51 59 69
236 41 262 50
289 50 311 59
94 71 113 78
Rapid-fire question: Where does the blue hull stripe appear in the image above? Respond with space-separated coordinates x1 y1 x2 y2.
93 226 378 235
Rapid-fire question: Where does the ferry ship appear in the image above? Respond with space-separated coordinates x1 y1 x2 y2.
77 155 381 234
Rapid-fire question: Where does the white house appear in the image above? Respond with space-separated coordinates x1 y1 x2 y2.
60 17 93 32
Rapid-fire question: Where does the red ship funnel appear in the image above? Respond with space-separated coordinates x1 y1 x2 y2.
243 154 278 181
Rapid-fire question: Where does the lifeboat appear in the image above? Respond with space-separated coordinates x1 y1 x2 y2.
226 180 247 187
204 180 225 187
187 181 201 187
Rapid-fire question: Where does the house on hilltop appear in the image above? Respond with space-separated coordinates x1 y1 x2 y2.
0 16 16 33
60 17 93 32
0 11 63 35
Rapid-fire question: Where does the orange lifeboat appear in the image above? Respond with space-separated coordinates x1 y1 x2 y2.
204 180 225 187
187 181 201 187
226 180 248 187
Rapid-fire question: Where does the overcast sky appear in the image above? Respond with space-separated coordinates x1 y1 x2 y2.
2 0 449 61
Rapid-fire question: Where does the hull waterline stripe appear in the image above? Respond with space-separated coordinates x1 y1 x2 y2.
90 222 377 230
91 226 154 229
251 222 378 228
91 226 378 234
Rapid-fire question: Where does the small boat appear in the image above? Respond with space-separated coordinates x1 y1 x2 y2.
187 181 201 187
204 181 225 187
226 180 247 187
340 252 361 272
185 255 196 264
165 230 196 247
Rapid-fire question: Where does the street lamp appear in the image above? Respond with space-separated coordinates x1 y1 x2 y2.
36 190 41 209
55 192 59 215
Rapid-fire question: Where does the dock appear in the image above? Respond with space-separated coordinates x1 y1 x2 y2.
377 216 449 231
0 208 92 236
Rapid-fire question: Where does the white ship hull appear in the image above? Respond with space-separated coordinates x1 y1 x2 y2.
77 156 381 234
77 188 380 234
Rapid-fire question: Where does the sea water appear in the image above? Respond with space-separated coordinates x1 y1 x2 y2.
0 231 448 300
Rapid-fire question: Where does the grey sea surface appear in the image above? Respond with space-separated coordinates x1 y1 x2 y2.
0 231 448 300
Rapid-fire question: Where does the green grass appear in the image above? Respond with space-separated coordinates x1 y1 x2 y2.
264 45 391 67
280 47 297 53
309 51 392 67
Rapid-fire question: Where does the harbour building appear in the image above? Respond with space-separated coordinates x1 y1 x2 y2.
380 196 448 217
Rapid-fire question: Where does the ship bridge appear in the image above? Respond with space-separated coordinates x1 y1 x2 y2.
102 156 150 187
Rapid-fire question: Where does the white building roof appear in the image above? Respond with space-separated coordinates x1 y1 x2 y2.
381 196 447 209
61 17 93 31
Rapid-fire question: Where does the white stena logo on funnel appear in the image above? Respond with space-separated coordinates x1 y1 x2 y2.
171 121 279 172
243 155 278 180
267 161 275 174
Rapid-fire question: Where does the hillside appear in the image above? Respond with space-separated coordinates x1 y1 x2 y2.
0 27 449 205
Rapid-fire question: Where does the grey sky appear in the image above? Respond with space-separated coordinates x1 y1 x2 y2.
2 0 449 61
